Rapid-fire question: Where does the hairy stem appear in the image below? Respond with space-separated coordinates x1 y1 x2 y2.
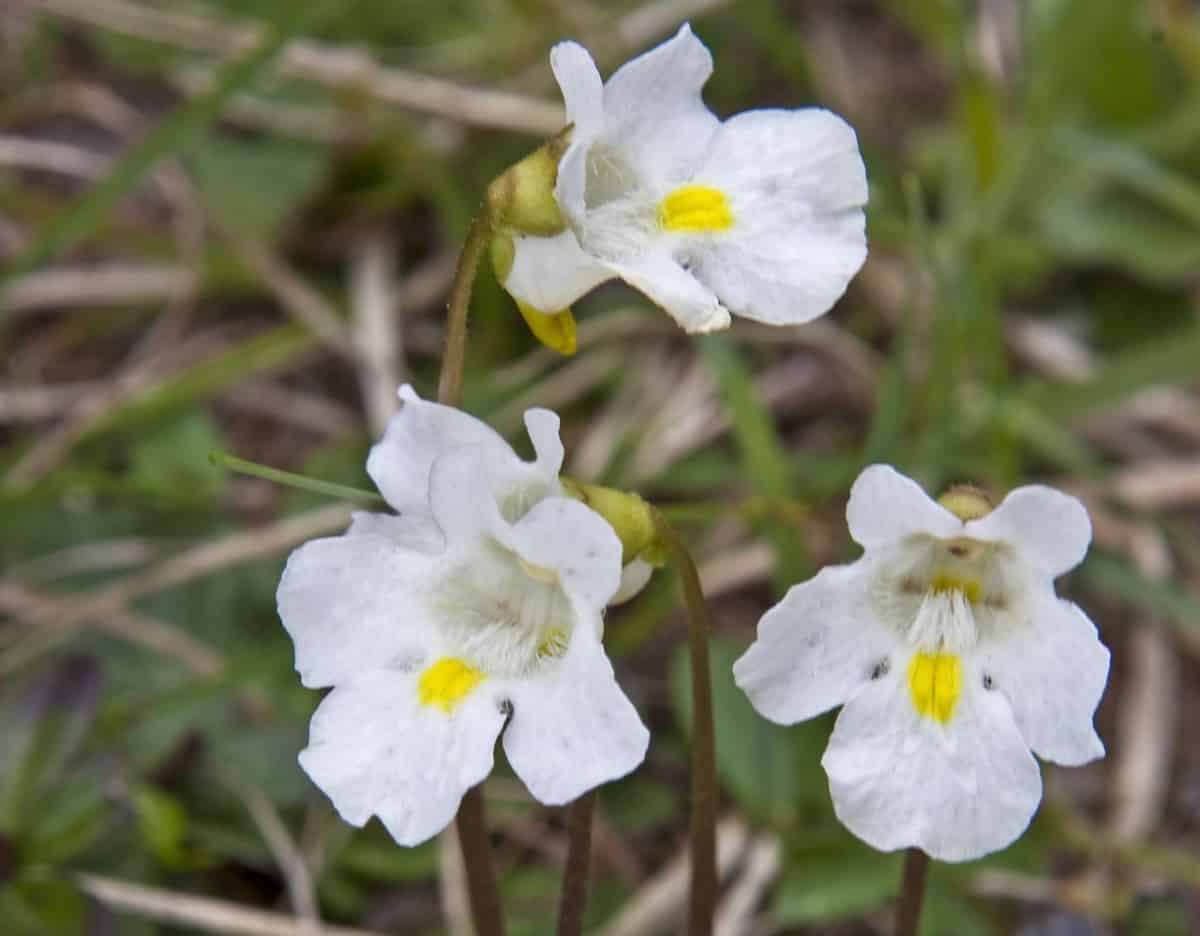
437 210 492 408
454 786 506 936
556 790 597 936
895 848 930 936
651 508 717 936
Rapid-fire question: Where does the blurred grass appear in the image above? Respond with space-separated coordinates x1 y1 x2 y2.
2 0 1200 934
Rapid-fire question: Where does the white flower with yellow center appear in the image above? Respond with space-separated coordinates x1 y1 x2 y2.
278 390 649 846
733 465 1110 862
502 24 868 334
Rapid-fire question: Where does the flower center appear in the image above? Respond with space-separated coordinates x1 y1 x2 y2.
871 535 1028 653
907 652 961 723
430 539 575 678
658 185 734 233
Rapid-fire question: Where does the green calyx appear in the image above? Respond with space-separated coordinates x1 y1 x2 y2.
559 477 667 568
485 128 571 237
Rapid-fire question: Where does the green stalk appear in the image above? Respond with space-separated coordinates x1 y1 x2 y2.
209 452 385 505
555 790 597 936
651 508 717 936
437 211 493 408
895 848 930 936
439 208 505 936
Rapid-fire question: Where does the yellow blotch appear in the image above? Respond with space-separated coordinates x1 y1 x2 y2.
536 627 569 660
907 652 962 724
518 302 577 356
929 572 982 605
658 185 734 233
418 658 486 713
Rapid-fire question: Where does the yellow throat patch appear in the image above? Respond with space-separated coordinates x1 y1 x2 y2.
658 186 734 233
418 658 486 713
907 652 962 724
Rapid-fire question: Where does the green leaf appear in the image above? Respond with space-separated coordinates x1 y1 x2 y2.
132 785 210 870
0 657 103 834
189 135 325 239
774 850 900 924
670 637 825 828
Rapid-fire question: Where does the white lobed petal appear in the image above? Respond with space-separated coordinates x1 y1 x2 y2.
734 561 899 724
277 522 439 689
845 464 962 549
502 496 624 612
822 664 1042 862
682 109 868 325
550 41 604 138
966 485 1092 579
367 385 561 521
299 670 505 847
503 230 614 314
977 593 1109 765
608 251 729 333
599 24 720 187
501 627 649 804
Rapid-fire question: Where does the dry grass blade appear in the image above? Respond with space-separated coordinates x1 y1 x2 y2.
0 582 224 675
714 834 782 936
28 0 564 135
1 264 198 317
220 771 322 929
76 872 383 936
598 818 749 936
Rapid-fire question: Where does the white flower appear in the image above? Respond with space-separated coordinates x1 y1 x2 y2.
501 24 868 334
278 389 649 846
366 385 652 603
733 465 1110 862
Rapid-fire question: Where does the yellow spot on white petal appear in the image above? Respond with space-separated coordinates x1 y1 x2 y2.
929 572 982 605
518 302 577 356
418 658 485 713
907 652 961 724
658 185 734 233
536 627 569 660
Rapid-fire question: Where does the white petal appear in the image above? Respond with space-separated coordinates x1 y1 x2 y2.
609 558 654 606
734 562 898 724
504 496 623 611
550 41 604 138
501 629 648 804
845 464 962 549
428 447 508 544
299 670 505 846
278 527 438 688
503 230 613 313
601 24 720 186
347 510 444 553
977 594 1109 765
610 252 730 333
685 109 868 325
966 485 1092 578
822 666 1042 862
523 408 565 478
368 385 549 518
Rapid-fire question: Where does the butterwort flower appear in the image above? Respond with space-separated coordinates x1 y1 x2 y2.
498 24 868 334
734 465 1110 861
278 388 649 846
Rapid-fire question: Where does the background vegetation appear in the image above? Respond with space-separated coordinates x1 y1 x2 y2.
2 0 1199 933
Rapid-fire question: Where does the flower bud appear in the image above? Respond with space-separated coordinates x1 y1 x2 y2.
486 130 571 237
